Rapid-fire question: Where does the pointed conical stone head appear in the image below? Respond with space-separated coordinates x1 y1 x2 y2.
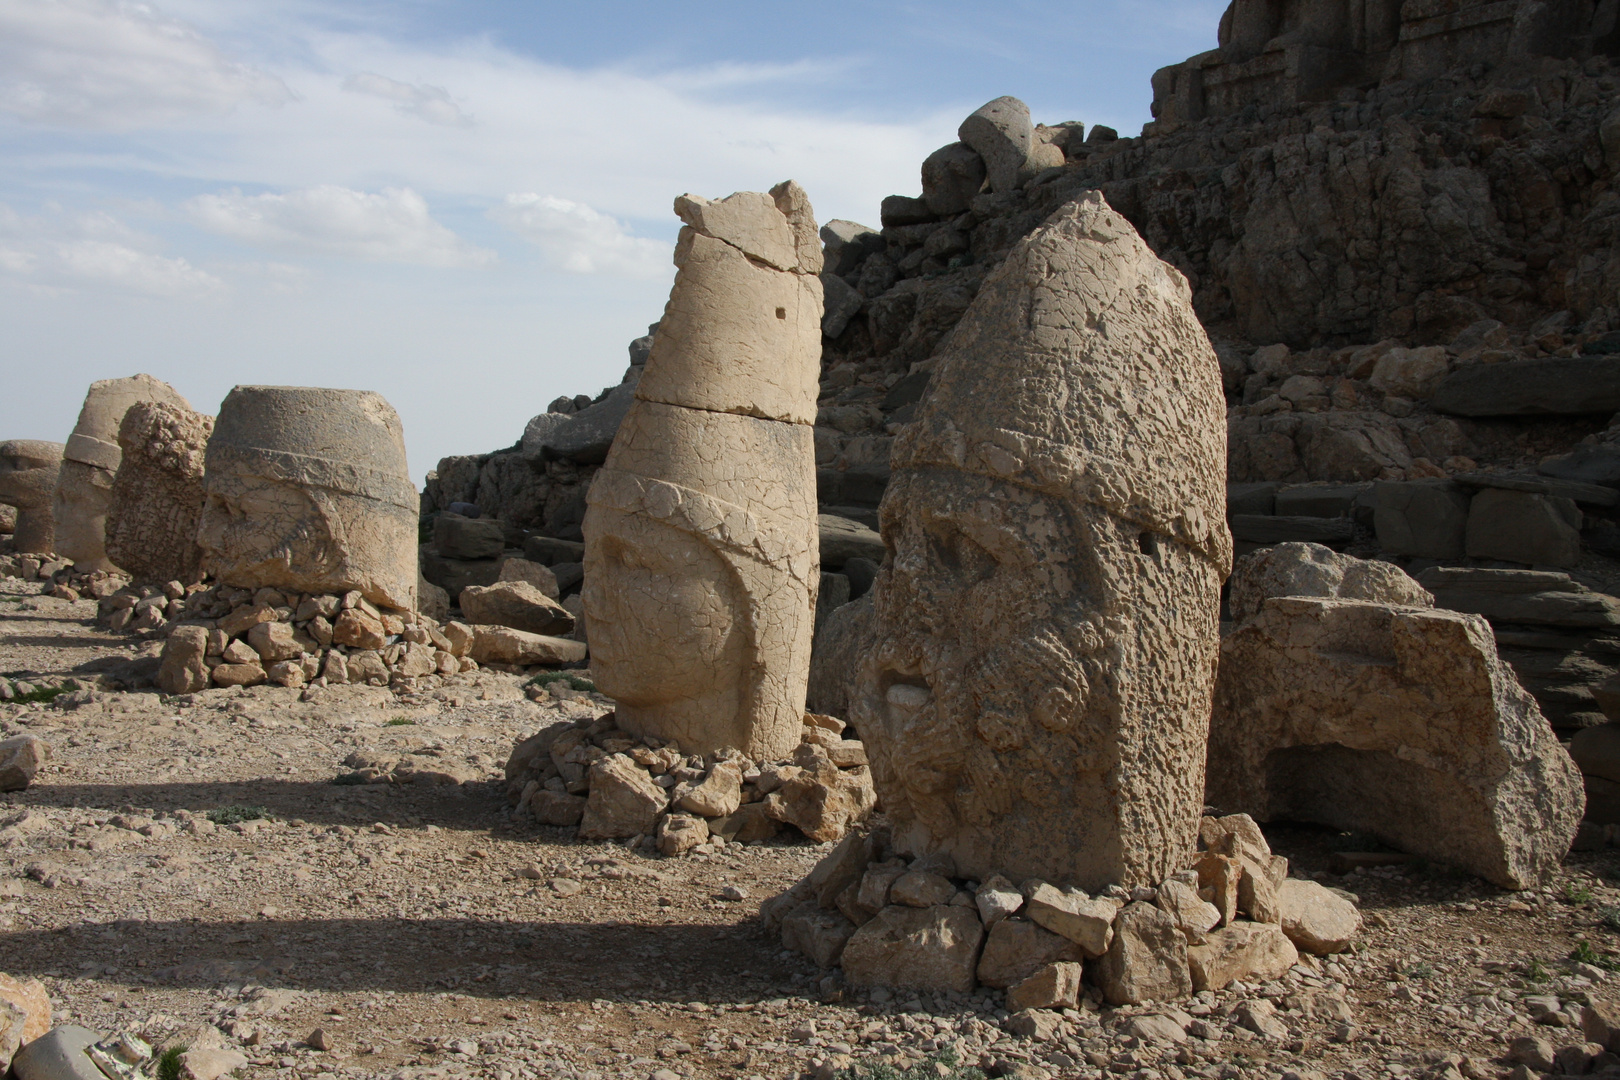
199 386 418 610
53 374 191 572
852 191 1232 891
583 181 824 762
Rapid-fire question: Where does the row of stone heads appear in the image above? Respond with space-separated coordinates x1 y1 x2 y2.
0 378 419 612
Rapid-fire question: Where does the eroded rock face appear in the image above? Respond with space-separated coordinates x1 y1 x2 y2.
105 401 214 584
0 441 63 555
584 183 824 762
1208 594 1583 889
54 375 191 573
198 386 418 611
850 192 1232 892
1227 542 1433 622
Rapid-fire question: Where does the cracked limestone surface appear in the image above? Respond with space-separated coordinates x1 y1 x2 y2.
850 191 1232 892
584 182 823 764
105 401 215 586
198 386 419 613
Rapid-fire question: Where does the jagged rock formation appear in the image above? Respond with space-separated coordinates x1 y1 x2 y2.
104 401 213 585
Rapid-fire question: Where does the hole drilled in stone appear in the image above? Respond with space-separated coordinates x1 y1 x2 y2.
775 307 787 319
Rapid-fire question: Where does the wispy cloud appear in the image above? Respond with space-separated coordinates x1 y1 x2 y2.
342 71 473 127
0 0 293 128
0 204 223 296
187 186 494 267
492 194 668 278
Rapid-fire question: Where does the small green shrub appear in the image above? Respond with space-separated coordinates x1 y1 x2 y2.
831 1050 986 1080
1405 962 1435 980
1600 905 1620 931
207 805 270 826
386 717 415 726
11 685 66 705
157 1046 186 1080
1526 958 1552 982
1571 941 1620 971
1566 882 1596 905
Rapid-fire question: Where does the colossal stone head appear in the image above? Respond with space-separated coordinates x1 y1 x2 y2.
0 440 65 555
852 192 1232 892
198 386 418 611
53 374 191 573
105 400 215 585
583 181 823 762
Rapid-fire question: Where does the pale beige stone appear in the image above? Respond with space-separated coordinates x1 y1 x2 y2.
1186 921 1298 992
656 812 709 856
459 580 574 636
839 904 984 994
849 192 1231 892
158 625 210 695
0 440 62 554
198 386 418 610
105 400 213 584
584 183 823 762
55 374 191 572
1227 542 1433 623
467 626 586 667
675 760 744 818
0 737 48 792
578 754 669 839
1023 881 1119 957
1157 878 1222 942
1098 901 1193 1006
761 743 876 842
1276 878 1362 955
0 972 51 1047
975 918 1084 989
1208 595 1584 889
1006 961 1083 1012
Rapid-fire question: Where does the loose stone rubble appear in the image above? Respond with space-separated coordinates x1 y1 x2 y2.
769 812 1361 1009
0 441 63 556
582 182 824 763
848 191 1231 892
103 401 213 588
1210 546 1585 890
53 376 191 575
502 710 874 849
199 386 419 612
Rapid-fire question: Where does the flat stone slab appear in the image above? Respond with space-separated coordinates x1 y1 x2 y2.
1432 357 1620 417
1229 514 1354 545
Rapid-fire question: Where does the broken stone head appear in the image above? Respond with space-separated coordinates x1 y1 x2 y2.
583 181 823 763
198 386 418 611
851 192 1232 893
0 440 64 555
54 374 191 573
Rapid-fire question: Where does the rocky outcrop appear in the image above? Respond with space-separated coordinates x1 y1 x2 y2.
105 401 213 585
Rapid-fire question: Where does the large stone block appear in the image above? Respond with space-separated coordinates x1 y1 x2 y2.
1465 488 1582 568
0 440 63 555
1373 479 1469 558
434 514 505 560
1209 595 1583 889
849 192 1231 892
584 182 823 762
958 96 1038 193
839 904 985 994
105 400 213 584
1432 357 1620 417
199 386 418 611
459 580 574 636
54 374 191 573
1228 542 1431 622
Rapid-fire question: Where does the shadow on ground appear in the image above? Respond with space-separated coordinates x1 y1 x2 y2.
0 916 801 1003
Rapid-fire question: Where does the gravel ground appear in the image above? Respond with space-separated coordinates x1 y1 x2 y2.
3 577 1620 1080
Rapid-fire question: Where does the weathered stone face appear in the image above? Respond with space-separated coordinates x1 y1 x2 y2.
105 401 214 584
583 182 823 763
0 440 64 555
850 192 1232 893
198 386 418 611
53 374 191 572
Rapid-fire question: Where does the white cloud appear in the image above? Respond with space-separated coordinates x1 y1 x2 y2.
187 185 494 267
0 0 293 129
0 204 223 296
492 194 668 278
343 71 473 127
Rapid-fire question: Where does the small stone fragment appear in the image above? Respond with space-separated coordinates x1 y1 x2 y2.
1185 921 1299 992
1276 878 1362 954
1005 961 1083 1012
0 736 49 792
1024 881 1119 956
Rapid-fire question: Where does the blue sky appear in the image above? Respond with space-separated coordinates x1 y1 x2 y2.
0 0 1226 481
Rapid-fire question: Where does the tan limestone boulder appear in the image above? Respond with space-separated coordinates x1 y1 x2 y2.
839 904 985 994
497 558 560 598
674 760 743 818
762 743 876 842
1186 922 1298 992
656 812 709 856
158 625 211 695
1276 878 1362 955
1006 961 1083 1011
1098 902 1193 1006
1023 881 1119 956
578 755 668 839
55 374 191 572
1157 878 1222 942
459 580 575 637
584 182 822 762
0 736 48 792
467 626 587 667
0 972 51 1064
105 400 213 584
849 191 1231 891
0 440 63 555
1208 595 1584 889
198 386 418 610
975 918 1084 989
1227 542 1433 622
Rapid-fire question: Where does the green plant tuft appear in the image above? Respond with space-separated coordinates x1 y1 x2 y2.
1566 882 1596 905
157 1046 186 1080
1601 905 1620 932
1571 941 1620 971
830 1049 986 1080
1405 962 1435 980
11 685 66 705
207 804 270 826
386 717 415 726
1526 958 1551 982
